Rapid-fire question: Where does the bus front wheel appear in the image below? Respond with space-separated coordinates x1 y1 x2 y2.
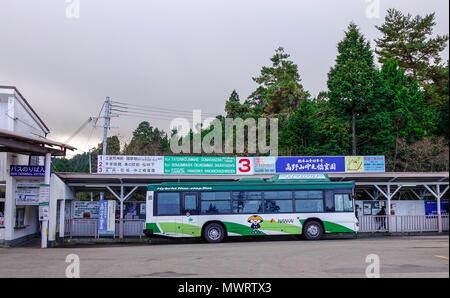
203 223 225 243
303 220 323 240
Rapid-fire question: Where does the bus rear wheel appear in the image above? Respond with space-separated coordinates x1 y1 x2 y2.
203 223 225 243
303 220 323 240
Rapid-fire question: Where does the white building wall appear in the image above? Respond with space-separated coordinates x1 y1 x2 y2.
356 200 427 216
12 94 46 137
0 87 49 245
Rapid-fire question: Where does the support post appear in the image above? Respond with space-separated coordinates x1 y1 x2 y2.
106 185 139 240
100 96 111 201
58 199 66 240
437 185 442 233
120 186 124 239
41 152 51 248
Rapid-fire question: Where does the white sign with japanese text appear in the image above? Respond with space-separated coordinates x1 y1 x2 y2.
97 155 164 174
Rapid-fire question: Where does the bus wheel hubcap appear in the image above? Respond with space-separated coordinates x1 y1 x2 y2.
209 228 220 240
308 225 318 236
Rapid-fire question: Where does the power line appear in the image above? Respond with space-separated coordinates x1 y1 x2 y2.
110 99 220 117
115 113 188 121
110 105 211 117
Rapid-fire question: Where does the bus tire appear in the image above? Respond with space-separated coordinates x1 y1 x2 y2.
303 220 323 240
203 223 225 243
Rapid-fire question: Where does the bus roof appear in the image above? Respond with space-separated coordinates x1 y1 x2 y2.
147 174 354 192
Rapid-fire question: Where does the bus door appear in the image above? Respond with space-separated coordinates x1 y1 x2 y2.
182 193 200 237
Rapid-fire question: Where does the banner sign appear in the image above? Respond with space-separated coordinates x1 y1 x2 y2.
97 155 385 175
363 156 386 172
98 200 116 235
38 184 50 221
164 156 236 175
15 181 41 205
10 165 46 177
276 157 345 173
254 157 276 174
97 155 164 174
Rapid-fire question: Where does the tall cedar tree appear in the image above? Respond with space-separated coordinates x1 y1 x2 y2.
248 47 309 118
375 8 449 87
359 60 435 157
327 23 378 155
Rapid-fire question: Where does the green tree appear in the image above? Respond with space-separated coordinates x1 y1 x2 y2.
327 23 378 155
424 62 449 138
225 90 248 118
248 47 310 117
380 60 435 143
280 99 349 156
375 8 449 86
359 60 436 163
123 121 169 155
94 135 121 155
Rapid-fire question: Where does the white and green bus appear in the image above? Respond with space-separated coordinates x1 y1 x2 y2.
144 174 358 242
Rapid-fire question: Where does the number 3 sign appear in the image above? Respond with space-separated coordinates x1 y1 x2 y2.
236 157 254 175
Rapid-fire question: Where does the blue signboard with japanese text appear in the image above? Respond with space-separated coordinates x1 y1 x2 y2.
10 165 46 177
425 200 449 215
276 157 346 173
98 200 116 235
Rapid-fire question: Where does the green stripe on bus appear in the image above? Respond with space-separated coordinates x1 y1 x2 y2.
146 222 161 233
323 221 354 233
259 222 302 234
158 222 202 236
223 222 266 236
299 219 354 233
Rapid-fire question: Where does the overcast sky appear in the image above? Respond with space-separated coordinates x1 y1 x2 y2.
0 0 448 157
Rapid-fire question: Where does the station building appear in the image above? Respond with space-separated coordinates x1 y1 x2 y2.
0 86 75 246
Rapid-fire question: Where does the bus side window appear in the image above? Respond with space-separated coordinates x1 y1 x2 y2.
325 191 335 212
157 192 181 215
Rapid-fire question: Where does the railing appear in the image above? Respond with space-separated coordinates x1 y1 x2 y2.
64 215 448 238
359 215 449 233
115 219 145 238
64 219 145 238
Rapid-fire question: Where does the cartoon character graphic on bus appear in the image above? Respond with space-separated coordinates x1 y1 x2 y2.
248 215 264 233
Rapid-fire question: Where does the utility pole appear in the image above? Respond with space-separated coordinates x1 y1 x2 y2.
100 96 111 200
102 96 111 157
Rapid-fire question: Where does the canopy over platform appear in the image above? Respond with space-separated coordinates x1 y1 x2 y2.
56 171 448 192
0 128 76 156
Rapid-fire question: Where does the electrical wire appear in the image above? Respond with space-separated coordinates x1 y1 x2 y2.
110 99 219 117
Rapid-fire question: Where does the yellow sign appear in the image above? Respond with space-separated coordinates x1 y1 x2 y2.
345 156 364 172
